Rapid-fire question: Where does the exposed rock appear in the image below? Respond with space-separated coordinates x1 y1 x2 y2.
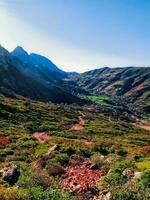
90 163 100 170
133 171 142 179
122 168 135 179
0 165 20 185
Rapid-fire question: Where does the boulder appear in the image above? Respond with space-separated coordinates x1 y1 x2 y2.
0 165 20 185
122 168 134 179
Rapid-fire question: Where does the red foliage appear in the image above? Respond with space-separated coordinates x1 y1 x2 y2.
140 146 150 156
0 136 9 146
60 155 103 195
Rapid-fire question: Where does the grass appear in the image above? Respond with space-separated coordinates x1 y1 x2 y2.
87 95 109 105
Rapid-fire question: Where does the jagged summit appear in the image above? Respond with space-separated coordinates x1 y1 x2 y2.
12 46 28 54
12 46 66 75
0 45 9 56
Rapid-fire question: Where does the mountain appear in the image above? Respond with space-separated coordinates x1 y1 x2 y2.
0 45 84 104
12 46 66 76
68 67 150 113
11 46 67 85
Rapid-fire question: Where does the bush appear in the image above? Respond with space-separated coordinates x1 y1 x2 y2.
138 171 150 189
28 172 56 190
17 187 76 200
0 186 17 200
65 146 76 156
111 161 134 174
110 189 140 200
46 161 65 176
134 153 144 161
79 148 93 157
94 146 108 155
18 169 56 190
52 153 69 166
116 149 127 157
103 171 126 186
90 153 104 168
99 161 134 187
136 159 150 171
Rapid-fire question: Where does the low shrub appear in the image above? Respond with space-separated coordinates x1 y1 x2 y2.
94 146 108 155
53 153 69 166
99 161 134 188
79 148 93 157
64 146 76 156
138 171 150 189
90 153 104 168
134 153 144 161
17 187 76 200
17 168 56 190
116 149 127 157
110 189 141 200
103 171 126 186
136 159 150 171
46 161 65 176
0 186 17 200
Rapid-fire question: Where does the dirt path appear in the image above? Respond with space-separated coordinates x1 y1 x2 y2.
33 132 51 143
134 120 150 131
70 111 85 131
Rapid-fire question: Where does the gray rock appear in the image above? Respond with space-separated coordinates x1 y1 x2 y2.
0 165 20 185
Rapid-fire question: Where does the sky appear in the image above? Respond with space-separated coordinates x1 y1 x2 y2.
0 0 149 72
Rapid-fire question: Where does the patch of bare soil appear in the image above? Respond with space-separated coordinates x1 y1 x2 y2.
70 112 85 131
125 83 144 96
60 155 103 200
33 132 51 143
134 120 150 131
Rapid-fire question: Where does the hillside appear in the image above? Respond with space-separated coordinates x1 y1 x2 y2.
68 67 150 113
0 94 149 199
0 45 84 104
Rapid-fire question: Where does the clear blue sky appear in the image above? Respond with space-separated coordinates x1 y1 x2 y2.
0 0 149 72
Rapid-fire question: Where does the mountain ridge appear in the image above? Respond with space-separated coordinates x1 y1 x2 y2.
0 45 84 104
68 66 150 113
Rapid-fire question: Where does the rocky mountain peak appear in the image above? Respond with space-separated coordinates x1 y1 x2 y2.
0 45 9 57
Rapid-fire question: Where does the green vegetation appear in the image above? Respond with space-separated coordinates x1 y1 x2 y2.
87 95 109 105
0 95 149 199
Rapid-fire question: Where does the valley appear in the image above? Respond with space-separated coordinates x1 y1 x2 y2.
0 45 149 200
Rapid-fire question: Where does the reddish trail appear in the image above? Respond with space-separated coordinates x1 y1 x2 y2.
33 132 51 143
70 112 85 131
